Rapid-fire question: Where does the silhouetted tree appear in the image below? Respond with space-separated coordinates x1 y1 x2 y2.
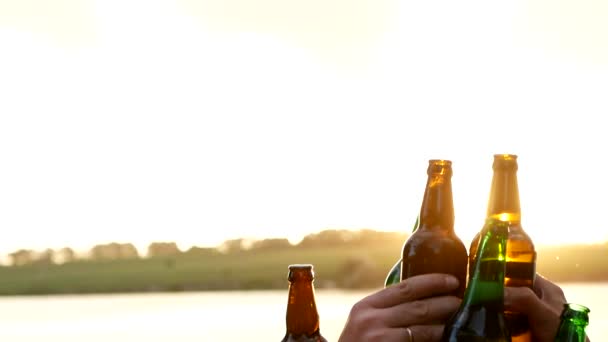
297 229 356 248
250 238 292 251
90 243 140 260
296 229 407 248
355 229 408 245
56 247 76 264
119 243 139 259
91 243 117 260
147 242 180 257
219 238 245 254
33 248 54 265
185 246 220 256
8 249 34 266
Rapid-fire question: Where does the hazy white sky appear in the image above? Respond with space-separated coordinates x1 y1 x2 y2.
1 0 607 255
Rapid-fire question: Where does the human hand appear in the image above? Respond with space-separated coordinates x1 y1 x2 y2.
504 273 583 342
338 273 461 342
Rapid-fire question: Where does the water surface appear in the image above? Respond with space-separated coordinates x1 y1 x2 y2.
0 283 604 341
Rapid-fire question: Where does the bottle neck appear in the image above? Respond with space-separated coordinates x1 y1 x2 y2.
462 222 508 308
418 169 454 232
487 166 521 223
555 321 588 341
285 280 321 337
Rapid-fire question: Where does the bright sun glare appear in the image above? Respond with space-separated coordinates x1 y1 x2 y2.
1 0 608 256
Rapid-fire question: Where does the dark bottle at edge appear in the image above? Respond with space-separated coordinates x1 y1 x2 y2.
281 264 327 342
400 160 468 297
384 217 419 287
554 303 590 342
442 219 511 341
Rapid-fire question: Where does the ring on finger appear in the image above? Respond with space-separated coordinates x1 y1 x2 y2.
405 327 413 342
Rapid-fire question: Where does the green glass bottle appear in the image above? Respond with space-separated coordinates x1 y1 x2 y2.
384 258 402 288
441 219 511 342
554 303 590 342
384 217 419 287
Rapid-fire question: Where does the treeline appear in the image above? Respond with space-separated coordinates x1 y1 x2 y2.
3 229 408 267
0 229 605 296
0 229 408 295
7 242 189 266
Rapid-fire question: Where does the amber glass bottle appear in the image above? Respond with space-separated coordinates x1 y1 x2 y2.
469 154 536 342
401 160 468 297
281 264 327 342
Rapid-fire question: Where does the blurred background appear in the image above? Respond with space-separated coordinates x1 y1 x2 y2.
1 0 607 340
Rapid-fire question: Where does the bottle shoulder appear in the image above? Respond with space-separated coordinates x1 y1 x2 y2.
406 228 466 242
402 229 467 254
506 224 535 247
470 223 535 252
282 334 327 342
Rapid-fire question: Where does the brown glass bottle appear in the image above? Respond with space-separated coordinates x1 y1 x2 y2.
281 264 327 342
469 154 536 342
401 160 468 298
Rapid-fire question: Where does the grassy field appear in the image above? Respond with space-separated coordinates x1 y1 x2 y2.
0 241 606 295
0 243 402 295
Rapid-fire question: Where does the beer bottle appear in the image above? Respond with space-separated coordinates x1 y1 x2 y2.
554 303 590 342
469 154 536 341
442 219 511 342
384 258 402 287
281 264 327 342
384 217 419 287
401 160 468 297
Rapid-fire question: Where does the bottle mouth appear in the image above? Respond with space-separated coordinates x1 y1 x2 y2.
494 154 518 160
561 303 590 324
288 264 315 281
565 303 590 314
289 264 313 270
492 154 518 170
428 159 452 166
427 160 452 176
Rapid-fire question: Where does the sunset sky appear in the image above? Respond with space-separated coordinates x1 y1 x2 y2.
1 0 607 256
